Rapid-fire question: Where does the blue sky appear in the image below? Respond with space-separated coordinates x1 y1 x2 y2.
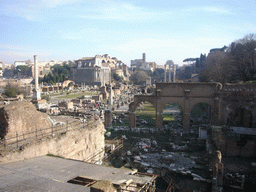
1 0 256 66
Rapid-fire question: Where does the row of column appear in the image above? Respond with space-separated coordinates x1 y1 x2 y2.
164 64 177 83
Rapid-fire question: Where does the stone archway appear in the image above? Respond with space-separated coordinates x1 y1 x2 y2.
129 96 157 129
190 102 213 125
161 102 183 129
129 82 221 133
62 80 75 89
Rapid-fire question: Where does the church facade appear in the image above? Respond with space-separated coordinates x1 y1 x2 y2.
71 54 115 86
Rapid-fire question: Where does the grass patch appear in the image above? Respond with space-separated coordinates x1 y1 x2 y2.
162 114 175 122
136 102 155 119
46 154 64 158
56 91 100 99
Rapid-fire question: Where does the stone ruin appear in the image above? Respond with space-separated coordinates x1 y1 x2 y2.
0 100 106 164
212 150 224 191
0 100 52 141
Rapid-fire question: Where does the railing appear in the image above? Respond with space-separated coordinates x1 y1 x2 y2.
0 119 94 151
83 148 104 163
103 137 123 161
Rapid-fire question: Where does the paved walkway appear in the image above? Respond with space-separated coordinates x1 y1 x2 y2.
0 156 152 192
0 156 90 192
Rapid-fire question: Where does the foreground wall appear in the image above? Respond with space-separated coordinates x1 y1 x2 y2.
0 100 52 140
0 117 105 164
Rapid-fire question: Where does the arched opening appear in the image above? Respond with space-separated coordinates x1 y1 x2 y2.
190 103 212 136
162 102 183 129
135 101 156 128
227 107 253 128
190 103 212 125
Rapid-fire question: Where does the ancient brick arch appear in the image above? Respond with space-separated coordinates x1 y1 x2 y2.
129 96 157 112
129 82 221 133
129 96 157 128
157 99 184 115
62 80 75 89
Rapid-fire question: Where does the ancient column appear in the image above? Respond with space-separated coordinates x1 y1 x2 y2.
104 110 112 129
173 64 176 82
183 99 190 133
34 55 38 90
183 113 190 133
102 69 105 86
33 55 41 100
129 111 136 128
109 86 113 105
168 65 171 82
164 65 167 82
155 112 163 129
109 67 111 84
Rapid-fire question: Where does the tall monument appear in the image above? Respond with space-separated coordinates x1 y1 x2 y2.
142 53 146 63
33 55 41 101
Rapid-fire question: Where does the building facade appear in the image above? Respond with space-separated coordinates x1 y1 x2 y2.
72 55 115 86
131 53 156 71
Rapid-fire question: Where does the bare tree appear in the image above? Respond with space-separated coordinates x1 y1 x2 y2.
202 51 233 84
229 34 256 82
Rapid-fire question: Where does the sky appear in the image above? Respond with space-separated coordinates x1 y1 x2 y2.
1 0 256 66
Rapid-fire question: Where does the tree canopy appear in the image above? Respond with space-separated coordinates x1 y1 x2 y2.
40 63 71 84
152 68 164 77
4 84 19 97
183 58 197 62
199 34 256 84
111 72 123 82
130 70 149 85
13 65 31 78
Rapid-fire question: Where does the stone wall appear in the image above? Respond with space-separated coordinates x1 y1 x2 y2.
72 67 110 86
211 127 256 157
0 116 105 164
0 100 105 164
0 100 52 140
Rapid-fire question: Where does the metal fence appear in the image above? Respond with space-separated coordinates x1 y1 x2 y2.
0 119 93 151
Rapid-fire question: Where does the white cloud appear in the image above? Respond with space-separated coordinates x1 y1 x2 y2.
77 3 233 22
41 0 84 8
185 6 232 15
0 0 84 20
1 0 233 22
